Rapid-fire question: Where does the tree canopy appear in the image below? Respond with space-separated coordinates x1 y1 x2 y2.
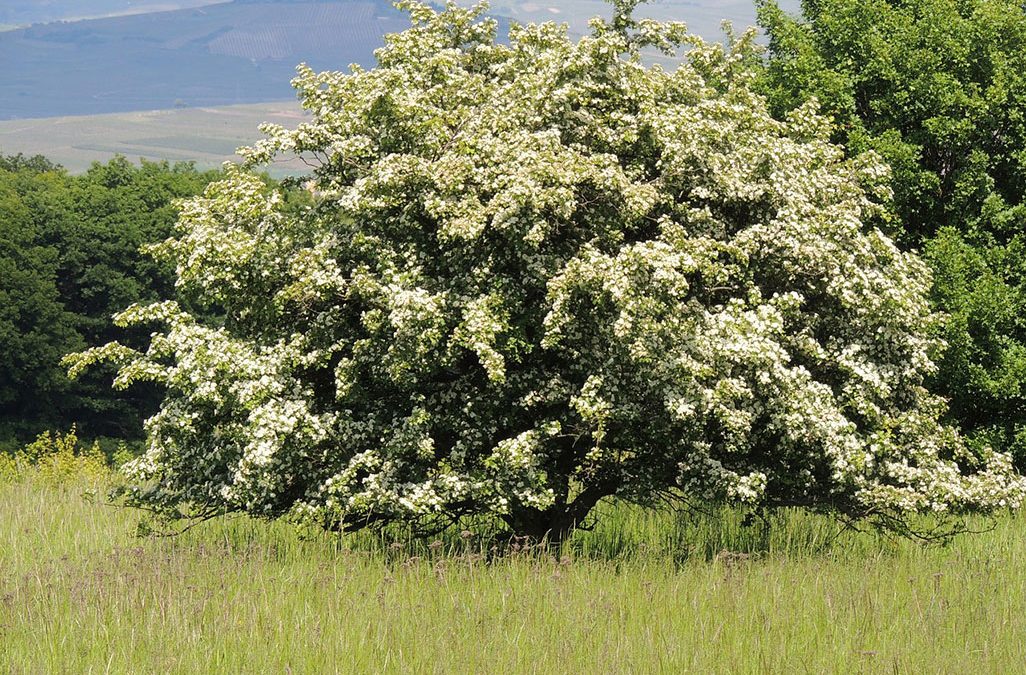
0 157 79 439
69 1 1026 540
758 0 1026 466
0 156 217 441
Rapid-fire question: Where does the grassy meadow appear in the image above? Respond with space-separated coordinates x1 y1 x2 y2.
3 468 1026 673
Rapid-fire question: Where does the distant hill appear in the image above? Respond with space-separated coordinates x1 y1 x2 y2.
0 1 229 26
0 0 411 119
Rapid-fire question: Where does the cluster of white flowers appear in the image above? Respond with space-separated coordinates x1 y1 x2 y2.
68 1 1026 535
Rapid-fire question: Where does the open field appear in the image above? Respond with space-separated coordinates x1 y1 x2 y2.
0 101 311 176
3 475 1026 672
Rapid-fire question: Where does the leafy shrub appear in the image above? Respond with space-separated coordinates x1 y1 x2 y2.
0 427 112 484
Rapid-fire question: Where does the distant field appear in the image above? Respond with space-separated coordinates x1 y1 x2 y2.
0 101 312 176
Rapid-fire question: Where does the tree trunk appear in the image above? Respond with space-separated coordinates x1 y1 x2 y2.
508 484 611 545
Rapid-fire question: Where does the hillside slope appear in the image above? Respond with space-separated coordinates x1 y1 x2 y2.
0 0 409 119
0 1 229 27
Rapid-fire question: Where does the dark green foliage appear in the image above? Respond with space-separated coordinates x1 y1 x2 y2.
0 154 61 173
0 162 81 438
758 0 1026 465
0 155 218 442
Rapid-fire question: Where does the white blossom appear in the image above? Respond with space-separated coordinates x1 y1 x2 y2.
67 1 1026 535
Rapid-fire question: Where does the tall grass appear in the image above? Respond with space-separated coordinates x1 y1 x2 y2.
2 475 1026 673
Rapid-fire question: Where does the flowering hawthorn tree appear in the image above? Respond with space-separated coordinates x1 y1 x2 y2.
67 1 1026 541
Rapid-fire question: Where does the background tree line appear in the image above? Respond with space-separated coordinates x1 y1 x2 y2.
0 154 219 444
